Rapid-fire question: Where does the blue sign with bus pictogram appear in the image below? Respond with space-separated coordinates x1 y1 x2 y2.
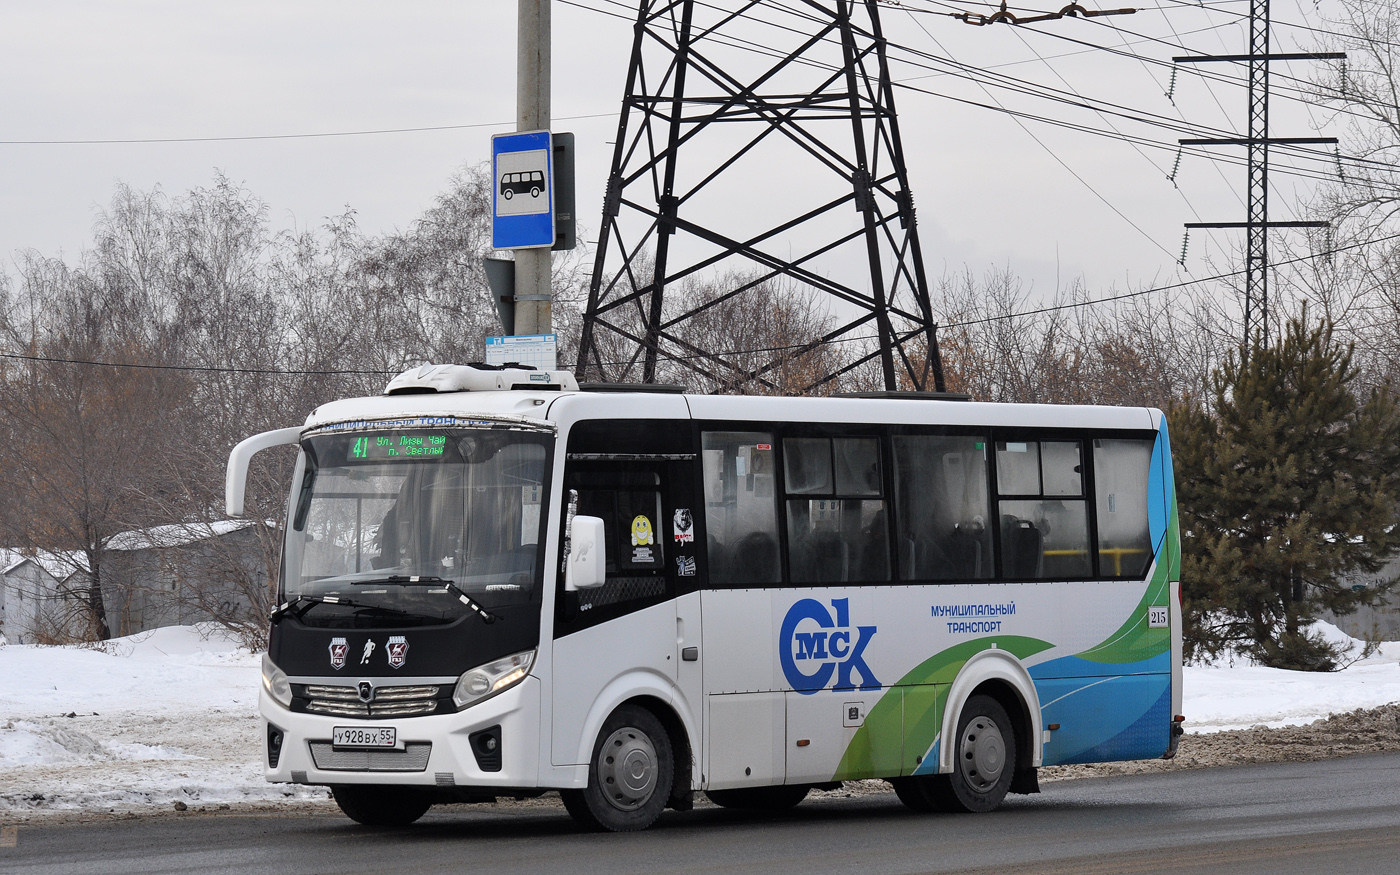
492 130 555 249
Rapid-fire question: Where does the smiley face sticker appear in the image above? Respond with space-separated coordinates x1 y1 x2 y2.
631 515 654 546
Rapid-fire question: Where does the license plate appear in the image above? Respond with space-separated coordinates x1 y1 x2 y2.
332 726 399 749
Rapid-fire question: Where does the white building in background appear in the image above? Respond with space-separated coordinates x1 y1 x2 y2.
100 520 269 637
0 551 65 644
0 522 271 642
1327 553 1400 642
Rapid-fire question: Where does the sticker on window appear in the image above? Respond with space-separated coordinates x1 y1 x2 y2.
673 508 694 544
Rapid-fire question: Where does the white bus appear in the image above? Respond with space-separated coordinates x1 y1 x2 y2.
227 364 1183 831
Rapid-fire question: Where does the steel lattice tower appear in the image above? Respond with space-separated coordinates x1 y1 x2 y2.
1244 0 1271 344
576 0 945 392
1178 0 1341 347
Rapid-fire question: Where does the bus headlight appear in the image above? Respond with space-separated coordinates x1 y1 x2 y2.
453 649 535 709
261 654 293 708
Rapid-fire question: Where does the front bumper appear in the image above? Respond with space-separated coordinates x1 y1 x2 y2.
260 676 541 788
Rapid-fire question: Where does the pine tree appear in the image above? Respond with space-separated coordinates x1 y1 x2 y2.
1170 314 1400 669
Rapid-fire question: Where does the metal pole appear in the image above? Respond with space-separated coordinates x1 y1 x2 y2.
514 0 552 340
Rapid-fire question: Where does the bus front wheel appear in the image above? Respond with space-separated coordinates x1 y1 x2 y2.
330 785 432 827
562 704 674 832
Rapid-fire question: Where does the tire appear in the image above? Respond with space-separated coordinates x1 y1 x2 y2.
530 186 541 198
561 704 674 832
705 785 810 810
889 776 939 812
330 785 433 827
503 188 514 200
930 694 1017 813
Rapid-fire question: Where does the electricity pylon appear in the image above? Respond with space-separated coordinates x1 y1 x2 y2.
575 0 945 392
1177 0 1343 347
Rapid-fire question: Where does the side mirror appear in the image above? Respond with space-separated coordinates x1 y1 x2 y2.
226 427 302 517
565 516 607 591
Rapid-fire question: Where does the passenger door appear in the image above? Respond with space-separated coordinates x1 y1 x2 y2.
550 420 701 767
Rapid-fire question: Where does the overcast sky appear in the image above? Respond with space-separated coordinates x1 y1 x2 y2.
0 0 1349 307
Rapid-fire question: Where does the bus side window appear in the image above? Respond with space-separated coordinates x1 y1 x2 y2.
892 435 993 581
1093 438 1154 577
995 441 1092 580
566 469 668 609
702 431 781 585
783 436 890 584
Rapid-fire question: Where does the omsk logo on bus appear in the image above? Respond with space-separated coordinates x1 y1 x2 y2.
779 598 880 694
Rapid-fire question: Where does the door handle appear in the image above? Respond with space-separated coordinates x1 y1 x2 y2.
681 647 699 661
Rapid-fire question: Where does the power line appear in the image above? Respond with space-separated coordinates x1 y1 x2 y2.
1155 0 1400 51
884 25 1390 182
899 8 1180 258
0 351 395 376
905 0 1378 149
16 0 1346 190
1009 20 1215 225
723 1 1360 186
0 113 617 147
755 1 1379 182
557 0 1387 210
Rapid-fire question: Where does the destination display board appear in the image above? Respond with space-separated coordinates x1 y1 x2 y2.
346 432 449 460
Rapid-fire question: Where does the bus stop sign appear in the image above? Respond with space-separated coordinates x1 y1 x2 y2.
492 130 554 249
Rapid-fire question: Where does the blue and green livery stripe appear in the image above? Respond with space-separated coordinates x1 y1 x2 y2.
833 419 1181 777
833 635 1053 780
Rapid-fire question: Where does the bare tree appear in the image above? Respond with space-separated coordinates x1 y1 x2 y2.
0 250 196 638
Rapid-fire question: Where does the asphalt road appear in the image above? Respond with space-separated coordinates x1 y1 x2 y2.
5 753 1400 875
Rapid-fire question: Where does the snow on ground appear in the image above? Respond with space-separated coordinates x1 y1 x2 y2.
0 625 328 816
1184 622 1400 732
2 621 1400 816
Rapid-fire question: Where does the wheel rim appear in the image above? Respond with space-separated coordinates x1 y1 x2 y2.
958 714 1006 793
597 726 658 811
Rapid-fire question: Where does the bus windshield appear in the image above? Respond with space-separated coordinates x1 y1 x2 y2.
282 426 551 627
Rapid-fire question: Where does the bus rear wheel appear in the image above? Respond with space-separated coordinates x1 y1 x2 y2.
562 704 674 832
893 695 1017 814
330 785 432 827
705 785 810 810
939 694 1017 813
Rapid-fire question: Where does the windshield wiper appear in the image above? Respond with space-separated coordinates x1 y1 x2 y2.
269 594 417 623
355 575 499 624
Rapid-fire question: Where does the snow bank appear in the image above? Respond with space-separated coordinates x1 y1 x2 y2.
2 621 1399 815
0 624 328 815
1183 621 1400 733
4 624 257 719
